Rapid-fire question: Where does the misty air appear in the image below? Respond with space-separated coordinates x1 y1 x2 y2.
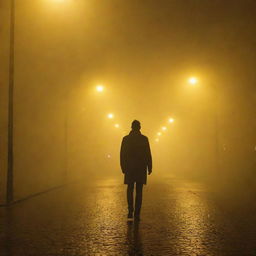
1 0 256 255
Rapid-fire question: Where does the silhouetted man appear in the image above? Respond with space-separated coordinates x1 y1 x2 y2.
120 120 152 221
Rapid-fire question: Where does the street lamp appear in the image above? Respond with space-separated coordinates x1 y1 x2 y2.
107 113 114 119
186 75 220 172
96 85 104 92
188 77 198 85
168 118 174 123
52 0 67 3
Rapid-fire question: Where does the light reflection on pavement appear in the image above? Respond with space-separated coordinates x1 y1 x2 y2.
0 176 256 255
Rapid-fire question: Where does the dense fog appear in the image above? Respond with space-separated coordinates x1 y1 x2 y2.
1 0 256 204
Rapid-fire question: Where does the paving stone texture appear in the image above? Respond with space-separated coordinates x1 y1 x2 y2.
0 176 256 256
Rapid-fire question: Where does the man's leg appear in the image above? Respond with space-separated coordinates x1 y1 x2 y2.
127 183 134 217
134 183 143 219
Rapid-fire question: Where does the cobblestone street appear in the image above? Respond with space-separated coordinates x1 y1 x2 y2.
1 176 256 256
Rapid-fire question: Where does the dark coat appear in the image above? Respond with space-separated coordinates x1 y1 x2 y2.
120 130 152 184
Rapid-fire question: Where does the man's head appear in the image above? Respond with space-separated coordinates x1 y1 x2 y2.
131 120 141 131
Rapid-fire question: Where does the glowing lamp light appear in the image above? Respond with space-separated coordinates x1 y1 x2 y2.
96 85 104 92
114 124 120 128
162 126 167 131
188 77 198 85
169 118 174 123
157 132 162 136
53 0 66 3
107 113 114 119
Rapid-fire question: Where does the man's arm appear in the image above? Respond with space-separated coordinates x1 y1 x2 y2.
120 138 126 174
146 138 152 174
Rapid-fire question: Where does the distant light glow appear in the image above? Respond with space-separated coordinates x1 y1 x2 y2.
107 113 114 119
107 154 111 158
155 138 159 142
114 124 120 128
157 132 162 136
188 77 198 85
169 118 174 123
52 0 66 3
162 126 167 131
96 85 104 92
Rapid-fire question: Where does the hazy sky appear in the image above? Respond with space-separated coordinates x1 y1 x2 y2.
3 0 256 198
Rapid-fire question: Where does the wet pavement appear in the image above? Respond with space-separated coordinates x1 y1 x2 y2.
1 176 256 256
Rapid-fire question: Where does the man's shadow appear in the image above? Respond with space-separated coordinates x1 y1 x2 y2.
126 221 143 256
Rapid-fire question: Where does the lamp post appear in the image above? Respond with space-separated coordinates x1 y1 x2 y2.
6 0 72 202
212 83 220 173
7 0 15 204
187 76 220 172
